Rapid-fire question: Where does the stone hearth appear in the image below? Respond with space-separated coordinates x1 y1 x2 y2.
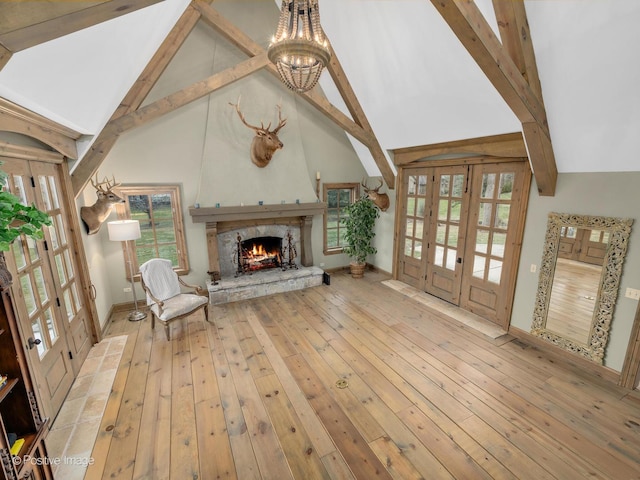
207 266 324 305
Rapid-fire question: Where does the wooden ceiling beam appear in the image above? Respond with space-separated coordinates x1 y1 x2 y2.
325 47 395 188
0 45 11 72
71 3 206 196
492 0 556 196
0 0 163 53
430 0 557 195
194 0 394 188
103 54 270 136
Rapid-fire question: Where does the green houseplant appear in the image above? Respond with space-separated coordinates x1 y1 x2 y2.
0 165 51 284
341 195 380 278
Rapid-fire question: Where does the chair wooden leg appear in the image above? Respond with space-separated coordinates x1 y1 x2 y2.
203 304 210 323
163 322 171 341
151 313 155 330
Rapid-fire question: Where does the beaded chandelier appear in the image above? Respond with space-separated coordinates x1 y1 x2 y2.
267 0 331 93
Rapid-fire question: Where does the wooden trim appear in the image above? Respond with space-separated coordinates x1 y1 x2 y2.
59 162 102 346
0 141 64 163
189 202 327 224
619 298 640 389
71 3 206 196
508 326 620 385
0 98 80 158
322 183 359 255
0 0 163 52
393 132 527 166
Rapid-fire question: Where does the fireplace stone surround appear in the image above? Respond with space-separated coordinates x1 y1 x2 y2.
189 202 326 303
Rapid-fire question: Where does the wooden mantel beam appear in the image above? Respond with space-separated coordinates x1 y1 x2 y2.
430 0 557 195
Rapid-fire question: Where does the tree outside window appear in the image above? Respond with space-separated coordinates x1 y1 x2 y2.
115 185 189 276
324 183 359 254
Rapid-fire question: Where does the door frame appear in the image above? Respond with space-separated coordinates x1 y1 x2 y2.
0 141 101 417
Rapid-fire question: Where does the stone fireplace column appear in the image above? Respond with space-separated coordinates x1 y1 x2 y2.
300 215 314 267
206 222 220 275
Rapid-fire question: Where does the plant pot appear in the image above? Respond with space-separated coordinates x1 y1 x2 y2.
349 261 366 279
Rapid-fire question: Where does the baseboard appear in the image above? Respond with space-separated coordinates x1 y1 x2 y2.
508 325 620 385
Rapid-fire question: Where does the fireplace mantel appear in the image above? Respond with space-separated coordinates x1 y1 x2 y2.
189 202 326 277
189 202 326 224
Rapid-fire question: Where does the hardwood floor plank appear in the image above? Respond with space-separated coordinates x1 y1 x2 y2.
170 328 200 479
221 303 294 480
285 353 393 479
254 373 331 480
91 272 640 479
132 329 171 480
245 298 340 458
188 316 236 479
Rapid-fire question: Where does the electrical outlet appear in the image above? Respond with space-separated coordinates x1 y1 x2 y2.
530 264 537 273
625 288 640 300
123 287 132 293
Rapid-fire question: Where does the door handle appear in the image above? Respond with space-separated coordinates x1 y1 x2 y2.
457 257 463 264
27 337 42 350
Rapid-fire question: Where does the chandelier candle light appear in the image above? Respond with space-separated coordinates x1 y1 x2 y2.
267 0 331 93
107 220 147 322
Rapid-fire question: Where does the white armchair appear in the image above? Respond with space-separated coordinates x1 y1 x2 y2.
139 258 209 340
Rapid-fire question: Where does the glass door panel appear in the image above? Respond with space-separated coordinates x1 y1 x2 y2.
397 171 430 288
424 166 469 304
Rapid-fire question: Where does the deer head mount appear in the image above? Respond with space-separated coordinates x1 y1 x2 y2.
230 98 287 168
362 178 390 212
80 175 124 235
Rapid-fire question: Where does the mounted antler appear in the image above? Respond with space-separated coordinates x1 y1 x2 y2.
80 174 124 235
362 178 390 212
230 97 287 168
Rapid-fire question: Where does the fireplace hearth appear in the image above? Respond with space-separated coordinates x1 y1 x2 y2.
189 202 326 304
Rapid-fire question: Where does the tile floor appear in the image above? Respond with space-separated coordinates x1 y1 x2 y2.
45 335 127 480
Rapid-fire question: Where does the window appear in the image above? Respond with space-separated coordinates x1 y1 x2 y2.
323 183 359 254
115 185 189 276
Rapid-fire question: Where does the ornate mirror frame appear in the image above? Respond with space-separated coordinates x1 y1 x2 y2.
531 212 633 364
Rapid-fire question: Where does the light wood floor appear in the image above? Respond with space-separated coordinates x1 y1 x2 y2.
85 271 640 479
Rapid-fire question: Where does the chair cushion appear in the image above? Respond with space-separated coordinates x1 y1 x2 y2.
140 258 181 303
150 293 208 322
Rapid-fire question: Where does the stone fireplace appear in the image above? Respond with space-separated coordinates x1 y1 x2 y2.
189 202 326 303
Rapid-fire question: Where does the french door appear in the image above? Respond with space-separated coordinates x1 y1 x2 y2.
1 157 93 418
397 161 531 328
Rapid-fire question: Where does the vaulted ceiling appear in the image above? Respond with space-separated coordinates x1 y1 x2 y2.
0 0 638 197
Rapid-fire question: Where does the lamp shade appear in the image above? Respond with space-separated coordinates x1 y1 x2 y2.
107 220 141 242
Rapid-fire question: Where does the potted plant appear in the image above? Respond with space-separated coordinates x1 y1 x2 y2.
0 165 51 284
341 195 380 278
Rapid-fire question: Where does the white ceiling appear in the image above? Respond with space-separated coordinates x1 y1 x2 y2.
0 0 638 174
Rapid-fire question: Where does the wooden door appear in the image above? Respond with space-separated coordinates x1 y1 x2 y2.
397 170 430 289
1 158 91 418
424 166 470 304
396 160 531 328
459 162 531 327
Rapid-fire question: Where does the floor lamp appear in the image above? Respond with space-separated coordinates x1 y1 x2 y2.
107 220 147 322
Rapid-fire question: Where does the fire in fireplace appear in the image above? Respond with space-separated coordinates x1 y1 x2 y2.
238 235 282 273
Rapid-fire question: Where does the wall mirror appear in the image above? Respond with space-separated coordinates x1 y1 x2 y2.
531 212 633 364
